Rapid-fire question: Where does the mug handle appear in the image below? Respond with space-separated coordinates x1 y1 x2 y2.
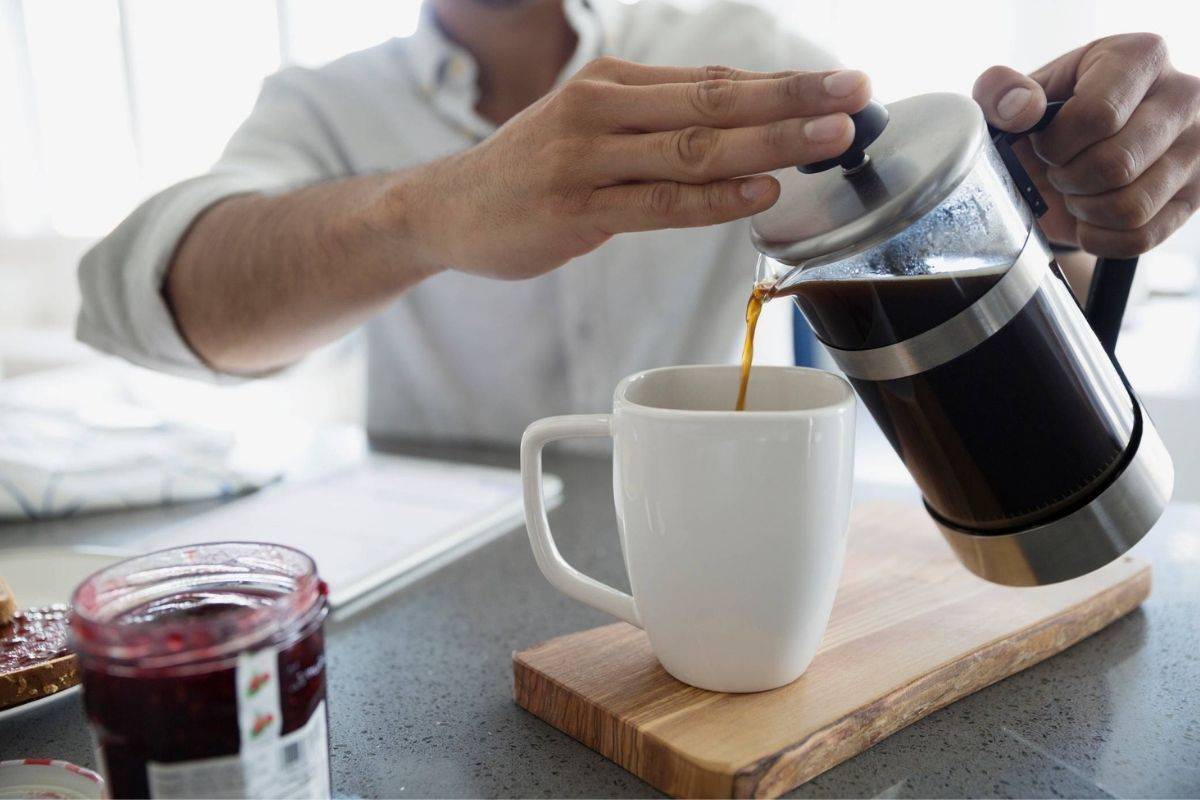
520 414 641 628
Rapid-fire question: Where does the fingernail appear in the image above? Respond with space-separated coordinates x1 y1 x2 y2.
997 86 1032 120
805 114 848 143
739 177 772 201
823 70 867 98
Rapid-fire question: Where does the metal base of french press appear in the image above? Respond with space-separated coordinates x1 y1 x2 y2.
931 402 1174 587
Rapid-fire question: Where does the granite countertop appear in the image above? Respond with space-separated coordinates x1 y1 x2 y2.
3 437 1198 798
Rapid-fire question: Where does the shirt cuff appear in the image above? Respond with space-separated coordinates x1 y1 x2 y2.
76 174 268 384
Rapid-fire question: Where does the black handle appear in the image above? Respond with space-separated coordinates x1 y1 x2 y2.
991 100 1139 355
798 101 890 174
1084 258 1138 356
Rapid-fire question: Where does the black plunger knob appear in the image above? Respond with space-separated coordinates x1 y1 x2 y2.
798 101 890 174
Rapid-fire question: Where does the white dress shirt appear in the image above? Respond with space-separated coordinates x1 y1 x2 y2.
77 0 836 444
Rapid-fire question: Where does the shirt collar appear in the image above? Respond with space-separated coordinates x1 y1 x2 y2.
558 0 606 82
405 0 606 100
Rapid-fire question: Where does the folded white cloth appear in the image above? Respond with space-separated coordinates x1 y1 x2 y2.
0 400 278 521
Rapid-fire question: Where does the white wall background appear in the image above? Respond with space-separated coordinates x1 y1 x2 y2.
0 0 422 239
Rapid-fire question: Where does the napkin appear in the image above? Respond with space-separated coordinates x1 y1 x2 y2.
0 400 278 521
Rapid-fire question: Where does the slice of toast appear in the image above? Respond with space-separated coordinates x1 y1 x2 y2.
1 605 80 711
0 653 80 711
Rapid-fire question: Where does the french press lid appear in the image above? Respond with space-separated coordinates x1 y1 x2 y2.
750 92 989 267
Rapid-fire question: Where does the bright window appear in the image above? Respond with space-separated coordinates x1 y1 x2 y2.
0 0 422 239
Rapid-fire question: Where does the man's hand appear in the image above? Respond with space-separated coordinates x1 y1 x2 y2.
973 33 1200 258
399 57 871 280
164 58 869 374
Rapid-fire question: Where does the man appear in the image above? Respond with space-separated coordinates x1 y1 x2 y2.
78 0 1200 444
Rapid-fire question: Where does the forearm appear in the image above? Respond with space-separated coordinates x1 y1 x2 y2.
165 60 873 375
165 169 442 375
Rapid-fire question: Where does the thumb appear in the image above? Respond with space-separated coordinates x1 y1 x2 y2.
973 65 1047 133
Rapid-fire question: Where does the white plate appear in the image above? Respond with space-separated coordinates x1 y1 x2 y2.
1 546 128 724
0 757 104 798
1 545 128 607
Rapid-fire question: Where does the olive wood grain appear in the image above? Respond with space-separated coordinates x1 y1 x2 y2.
513 502 1150 798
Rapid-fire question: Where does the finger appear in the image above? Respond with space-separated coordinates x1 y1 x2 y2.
1033 34 1170 166
1028 42 1090 100
576 56 798 86
1076 182 1200 258
586 175 780 232
604 70 870 132
973 65 1048 133
1047 72 1200 195
602 114 854 184
1063 125 1200 229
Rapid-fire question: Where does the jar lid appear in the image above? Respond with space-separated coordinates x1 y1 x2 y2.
0 759 105 799
750 92 987 266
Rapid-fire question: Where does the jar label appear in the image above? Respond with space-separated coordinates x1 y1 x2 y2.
145 701 330 799
236 647 283 746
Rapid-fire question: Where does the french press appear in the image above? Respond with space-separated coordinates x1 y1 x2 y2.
750 92 1173 586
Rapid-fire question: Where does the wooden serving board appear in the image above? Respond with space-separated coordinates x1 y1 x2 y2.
513 502 1150 798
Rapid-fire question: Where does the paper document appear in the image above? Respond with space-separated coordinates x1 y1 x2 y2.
130 454 561 612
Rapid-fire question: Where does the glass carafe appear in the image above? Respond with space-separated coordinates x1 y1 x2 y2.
749 93 1171 585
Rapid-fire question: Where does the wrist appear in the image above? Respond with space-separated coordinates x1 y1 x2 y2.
370 165 452 284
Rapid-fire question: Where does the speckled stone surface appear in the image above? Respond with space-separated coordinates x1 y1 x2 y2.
2 439 1198 798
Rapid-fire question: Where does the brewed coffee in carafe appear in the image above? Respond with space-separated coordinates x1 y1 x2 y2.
748 93 1171 585
786 263 1131 532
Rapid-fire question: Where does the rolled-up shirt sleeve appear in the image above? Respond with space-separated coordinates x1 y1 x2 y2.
76 67 344 382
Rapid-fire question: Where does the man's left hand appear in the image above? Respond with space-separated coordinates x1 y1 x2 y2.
973 33 1200 257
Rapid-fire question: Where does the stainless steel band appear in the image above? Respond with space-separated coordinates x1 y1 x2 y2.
823 228 1052 381
934 401 1174 586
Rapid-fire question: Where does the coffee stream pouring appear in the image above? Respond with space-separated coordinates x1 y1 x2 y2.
749 93 1174 587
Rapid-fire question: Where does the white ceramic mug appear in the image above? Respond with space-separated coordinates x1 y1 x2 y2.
521 365 855 692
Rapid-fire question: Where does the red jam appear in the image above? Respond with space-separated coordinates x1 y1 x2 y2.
70 543 329 799
1 604 70 673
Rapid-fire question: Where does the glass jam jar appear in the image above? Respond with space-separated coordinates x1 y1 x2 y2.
70 543 330 799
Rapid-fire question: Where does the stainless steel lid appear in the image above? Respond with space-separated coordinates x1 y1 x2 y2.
750 92 988 266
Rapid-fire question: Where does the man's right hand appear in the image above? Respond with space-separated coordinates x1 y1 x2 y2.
397 57 871 280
